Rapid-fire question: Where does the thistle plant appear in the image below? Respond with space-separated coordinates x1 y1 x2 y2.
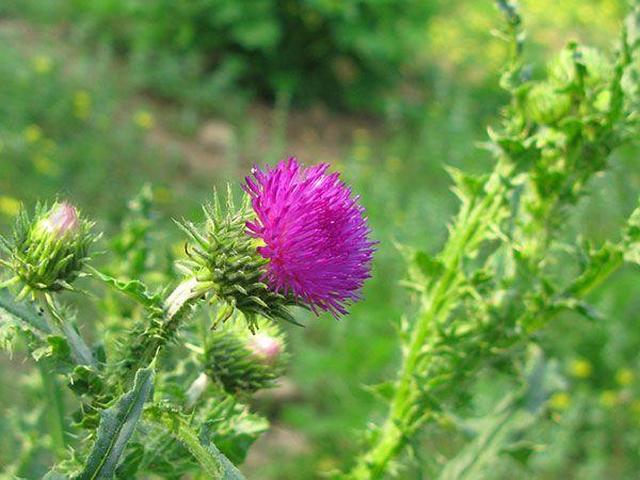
2 2 640 479
345 2 640 478
0 158 374 478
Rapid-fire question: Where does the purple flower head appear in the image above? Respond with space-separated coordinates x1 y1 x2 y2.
244 157 375 318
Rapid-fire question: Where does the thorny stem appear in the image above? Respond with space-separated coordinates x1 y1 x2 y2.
37 292 96 367
120 277 211 382
347 162 511 479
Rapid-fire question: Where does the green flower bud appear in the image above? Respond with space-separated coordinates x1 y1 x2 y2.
0 202 97 295
204 316 287 395
525 83 572 125
177 188 299 330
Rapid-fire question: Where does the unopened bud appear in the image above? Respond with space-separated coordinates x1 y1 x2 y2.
0 201 97 294
204 316 287 395
247 333 282 364
39 202 80 238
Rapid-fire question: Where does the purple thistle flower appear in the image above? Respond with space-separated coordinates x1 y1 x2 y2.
244 157 375 318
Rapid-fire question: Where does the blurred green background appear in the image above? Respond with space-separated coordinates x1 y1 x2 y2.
1 1 640 478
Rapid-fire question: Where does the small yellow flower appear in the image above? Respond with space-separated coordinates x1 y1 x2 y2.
32 154 60 177
134 110 155 129
24 125 43 144
0 196 21 217
599 390 618 408
569 358 592 379
73 90 92 120
549 391 571 410
32 55 53 74
616 368 634 387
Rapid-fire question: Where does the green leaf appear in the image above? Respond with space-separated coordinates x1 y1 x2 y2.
414 251 445 279
32 335 73 366
363 381 396 404
76 365 155 480
446 167 489 205
206 401 269 465
90 269 162 311
147 404 246 480
114 442 145 479
43 471 69 480
439 349 556 480
0 288 52 338
624 203 640 263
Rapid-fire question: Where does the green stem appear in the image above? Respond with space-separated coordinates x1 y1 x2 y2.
149 413 245 479
347 164 510 479
38 292 95 367
348 189 632 479
119 277 211 382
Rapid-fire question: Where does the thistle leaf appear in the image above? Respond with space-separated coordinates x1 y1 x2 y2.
76 365 155 480
0 288 52 337
147 404 246 480
90 268 162 310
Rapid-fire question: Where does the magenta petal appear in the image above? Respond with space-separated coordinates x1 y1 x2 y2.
244 157 375 318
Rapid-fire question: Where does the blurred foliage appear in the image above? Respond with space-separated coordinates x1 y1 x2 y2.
1 0 438 112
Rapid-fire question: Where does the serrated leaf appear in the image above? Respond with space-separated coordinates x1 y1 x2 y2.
363 381 396 403
114 442 145 479
502 440 541 466
32 335 73 365
147 405 246 479
76 365 155 480
414 251 444 279
90 269 162 310
446 166 489 204
205 401 269 465
440 351 557 480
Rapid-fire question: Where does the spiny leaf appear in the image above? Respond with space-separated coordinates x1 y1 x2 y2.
76 365 155 480
90 268 162 310
147 404 246 480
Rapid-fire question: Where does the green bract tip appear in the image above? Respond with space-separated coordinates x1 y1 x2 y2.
176 187 300 330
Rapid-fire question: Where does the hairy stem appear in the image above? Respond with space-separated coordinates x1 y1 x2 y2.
119 277 210 382
38 292 95 367
347 163 510 479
